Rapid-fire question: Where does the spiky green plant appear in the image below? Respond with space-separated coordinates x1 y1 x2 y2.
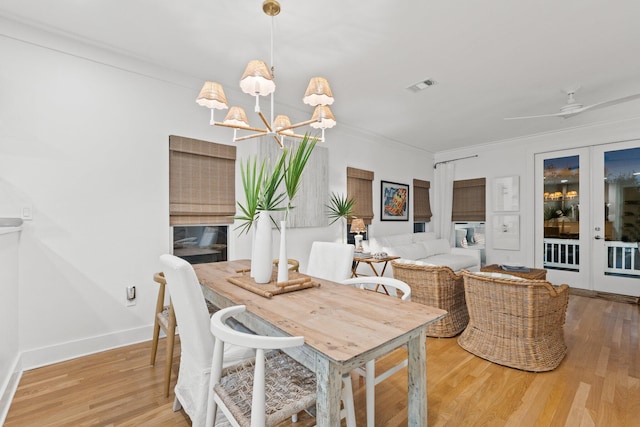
326 192 355 224
235 133 318 233
234 156 265 235
284 134 318 215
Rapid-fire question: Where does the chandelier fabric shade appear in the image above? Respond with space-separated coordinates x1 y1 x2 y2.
223 107 250 127
239 60 276 96
195 0 336 147
196 81 229 110
273 115 294 135
310 105 337 129
303 77 335 106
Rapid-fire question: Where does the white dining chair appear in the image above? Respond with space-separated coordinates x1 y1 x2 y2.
341 276 412 427
206 305 356 427
306 241 355 282
159 254 255 427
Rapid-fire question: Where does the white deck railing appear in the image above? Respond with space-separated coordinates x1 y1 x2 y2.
605 241 640 277
543 239 640 276
543 238 580 270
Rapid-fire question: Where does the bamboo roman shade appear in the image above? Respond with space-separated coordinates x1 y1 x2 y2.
169 135 236 225
413 179 432 222
452 178 486 221
347 167 374 224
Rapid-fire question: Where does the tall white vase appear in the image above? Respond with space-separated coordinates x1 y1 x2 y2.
252 211 273 284
250 226 256 278
277 220 288 283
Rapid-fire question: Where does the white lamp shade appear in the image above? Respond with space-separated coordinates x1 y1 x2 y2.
239 60 276 96
196 81 229 109
310 105 336 129
223 106 250 127
303 77 334 106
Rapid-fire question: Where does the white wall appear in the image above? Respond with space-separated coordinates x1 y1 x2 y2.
0 17 433 373
0 228 21 422
434 118 640 269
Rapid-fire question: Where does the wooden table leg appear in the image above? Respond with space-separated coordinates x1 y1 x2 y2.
407 328 428 426
315 356 343 426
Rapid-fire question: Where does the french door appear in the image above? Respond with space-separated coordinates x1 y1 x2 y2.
535 140 640 297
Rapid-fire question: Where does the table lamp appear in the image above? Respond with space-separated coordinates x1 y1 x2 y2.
350 218 366 252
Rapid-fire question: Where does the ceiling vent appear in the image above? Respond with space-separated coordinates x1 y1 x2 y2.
407 79 437 93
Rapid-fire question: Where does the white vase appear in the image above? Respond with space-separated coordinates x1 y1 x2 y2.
250 226 256 278
277 220 289 283
252 211 273 284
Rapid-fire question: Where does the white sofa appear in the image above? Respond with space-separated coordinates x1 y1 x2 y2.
357 232 481 277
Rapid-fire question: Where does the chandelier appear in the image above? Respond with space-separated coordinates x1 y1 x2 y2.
195 0 336 148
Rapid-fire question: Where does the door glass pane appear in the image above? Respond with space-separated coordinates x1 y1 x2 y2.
604 147 640 277
543 155 580 270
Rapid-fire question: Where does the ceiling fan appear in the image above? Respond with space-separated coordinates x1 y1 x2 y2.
504 87 640 120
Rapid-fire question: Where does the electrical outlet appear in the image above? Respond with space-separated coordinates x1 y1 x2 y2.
126 285 136 307
21 206 33 220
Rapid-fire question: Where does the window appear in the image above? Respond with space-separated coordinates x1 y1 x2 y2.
347 167 374 224
452 178 486 221
413 179 432 222
169 135 236 226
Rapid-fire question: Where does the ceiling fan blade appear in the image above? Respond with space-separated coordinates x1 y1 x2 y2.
580 93 640 113
504 111 569 120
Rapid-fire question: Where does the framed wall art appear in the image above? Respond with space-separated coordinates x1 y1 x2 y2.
381 180 409 221
492 214 520 250
492 175 519 212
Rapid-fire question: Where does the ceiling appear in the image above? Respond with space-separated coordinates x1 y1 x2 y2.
2 0 640 153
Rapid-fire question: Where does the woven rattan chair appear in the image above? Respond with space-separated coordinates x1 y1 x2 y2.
458 271 570 372
206 305 356 427
391 261 469 337
341 276 412 427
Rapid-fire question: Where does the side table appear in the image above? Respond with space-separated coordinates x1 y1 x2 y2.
352 255 400 294
481 264 547 280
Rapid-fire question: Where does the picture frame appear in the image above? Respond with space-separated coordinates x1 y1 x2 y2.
492 214 520 250
492 175 519 212
381 180 409 221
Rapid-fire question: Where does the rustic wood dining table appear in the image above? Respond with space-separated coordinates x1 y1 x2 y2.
194 260 446 426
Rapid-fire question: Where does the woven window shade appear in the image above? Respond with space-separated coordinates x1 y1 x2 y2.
452 178 486 221
347 167 374 225
413 179 432 222
169 135 236 225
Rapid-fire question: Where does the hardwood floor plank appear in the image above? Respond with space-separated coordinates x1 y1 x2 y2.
5 294 640 426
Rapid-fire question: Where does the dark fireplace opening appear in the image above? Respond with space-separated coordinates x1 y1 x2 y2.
172 225 228 264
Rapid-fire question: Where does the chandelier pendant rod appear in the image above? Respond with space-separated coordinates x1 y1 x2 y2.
269 14 276 138
215 122 270 133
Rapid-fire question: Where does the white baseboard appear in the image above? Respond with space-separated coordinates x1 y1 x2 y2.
21 324 154 371
0 354 23 426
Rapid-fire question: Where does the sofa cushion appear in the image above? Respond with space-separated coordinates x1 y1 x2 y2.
425 253 477 271
383 242 429 260
412 232 437 243
380 233 414 248
422 239 451 257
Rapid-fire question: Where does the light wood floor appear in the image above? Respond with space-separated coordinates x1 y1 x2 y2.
6 294 640 426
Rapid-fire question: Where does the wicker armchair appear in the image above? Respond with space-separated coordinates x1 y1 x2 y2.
458 271 570 372
391 261 469 337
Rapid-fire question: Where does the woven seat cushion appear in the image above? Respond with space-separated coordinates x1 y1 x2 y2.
215 351 316 427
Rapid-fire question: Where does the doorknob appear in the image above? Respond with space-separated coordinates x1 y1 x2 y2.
594 235 603 240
